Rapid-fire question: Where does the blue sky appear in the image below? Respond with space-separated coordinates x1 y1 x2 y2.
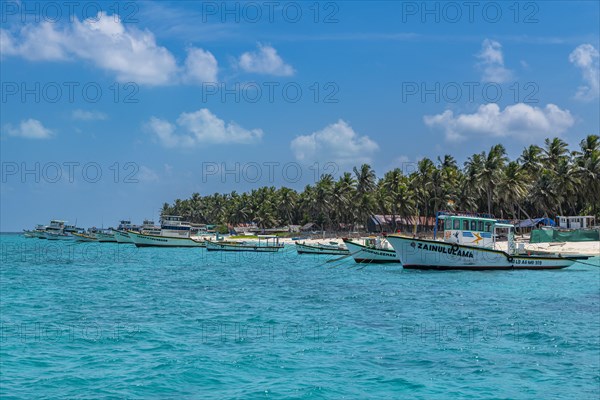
1 0 599 231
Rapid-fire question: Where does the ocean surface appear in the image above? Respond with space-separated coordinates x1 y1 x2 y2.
1 234 599 399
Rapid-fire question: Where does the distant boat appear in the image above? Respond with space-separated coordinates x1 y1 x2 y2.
45 232 74 240
41 220 73 240
295 241 349 255
386 212 591 270
206 235 283 252
93 229 117 242
23 224 46 238
129 216 205 248
342 237 399 264
112 220 137 244
72 232 98 242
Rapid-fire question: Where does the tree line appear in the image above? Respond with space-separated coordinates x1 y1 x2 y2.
160 135 600 231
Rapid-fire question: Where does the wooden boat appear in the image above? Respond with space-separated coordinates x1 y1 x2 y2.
112 220 137 243
94 230 117 242
386 212 591 270
206 235 283 252
72 232 98 242
113 230 133 243
295 241 349 255
44 231 74 240
342 237 400 263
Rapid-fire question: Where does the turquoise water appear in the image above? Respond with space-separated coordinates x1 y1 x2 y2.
1 234 599 399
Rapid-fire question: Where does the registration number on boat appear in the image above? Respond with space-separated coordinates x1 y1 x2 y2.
514 259 542 265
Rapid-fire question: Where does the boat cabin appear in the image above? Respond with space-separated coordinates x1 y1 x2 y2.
257 235 283 247
439 215 515 252
160 215 192 237
140 220 161 235
118 220 136 230
47 220 66 232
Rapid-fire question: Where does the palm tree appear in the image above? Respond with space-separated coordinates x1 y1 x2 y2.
542 137 569 171
412 158 435 220
331 172 356 229
382 168 415 232
353 164 376 228
519 144 543 178
160 203 172 222
479 144 508 215
498 161 531 220
573 135 600 215
158 136 598 233
276 187 298 225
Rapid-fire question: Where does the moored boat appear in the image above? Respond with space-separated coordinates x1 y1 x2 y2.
342 237 400 263
112 220 137 244
206 235 284 252
91 229 117 242
386 212 590 270
72 232 98 242
295 241 349 255
41 220 74 240
129 216 205 248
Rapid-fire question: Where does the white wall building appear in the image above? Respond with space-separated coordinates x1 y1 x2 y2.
557 216 596 229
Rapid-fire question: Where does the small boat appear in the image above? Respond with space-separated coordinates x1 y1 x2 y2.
31 225 48 238
129 216 205 248
206 235 284 252
386 212 591 270
342 237 400 263
45 232 74 240
112 220 137 244
72 232 98 242
23 224 50 238
93 229 117 242
295 241 349 255
42 220 74 240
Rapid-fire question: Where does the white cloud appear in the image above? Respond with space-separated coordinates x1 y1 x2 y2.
290 120 379 165
72 109 108 121
1 12 217 85
138 166 160 183
147 108 263 148
238 44 294 76
182 47 218 84
569 44 599 101
424 103 574 142
476 39 513 83
4 119 53 139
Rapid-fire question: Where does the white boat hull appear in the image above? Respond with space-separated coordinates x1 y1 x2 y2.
44 232 74 240
295 242 349 255
129 231 205 248
386 235 583 270
32 231 47 239
113 230 134 244
95 232 117 242
206 240 283 252
72 233 97 242
343 240 400 263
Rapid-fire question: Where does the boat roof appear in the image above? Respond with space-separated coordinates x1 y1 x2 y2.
494 223 514 228
439 215 496 222
257 235 278 238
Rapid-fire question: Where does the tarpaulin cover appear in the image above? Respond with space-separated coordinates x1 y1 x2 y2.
530 229 599 243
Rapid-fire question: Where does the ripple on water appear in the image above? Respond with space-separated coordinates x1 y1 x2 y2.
1 237 599 399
